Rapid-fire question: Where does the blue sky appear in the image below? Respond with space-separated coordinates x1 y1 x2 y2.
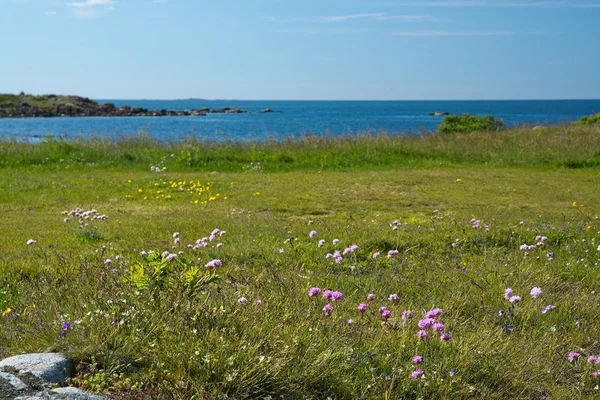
1 0 599 100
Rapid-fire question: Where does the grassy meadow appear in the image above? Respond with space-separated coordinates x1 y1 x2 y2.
1 124 600 399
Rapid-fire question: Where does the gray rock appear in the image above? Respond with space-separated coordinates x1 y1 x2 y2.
51 387 109 399
0 371 28 391
14 395 55 400
0 353 73 384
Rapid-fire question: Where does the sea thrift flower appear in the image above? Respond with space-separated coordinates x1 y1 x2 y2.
335 256 343 263
568 352 580 362
411 369 424 379
205 259 222 268
318 239 326 247
379 306 388 315
402 310 414 320
418 318 435 329
509 296 522 304
309 230 317 238
165 253 177 261
323 290 333 299
254 299 262 306
331 291 344 301
372 252 381 259
332 239 340 245
587 356 599 365
26 239 37 245
504 288 514 299
347 319 354 325
433 323 445 332
322 304 333 316
416 330 428 339
412 355 423 364
530 287 542 299
593 371 600 378
350 245 359 252
104 259 112 265
367 293 375 301
308 287 321 297
173 232 179 238
238 297 248 305
387 250 399 258
425 308 443 319
381 309 392 320
358 303 368 312
388 293 399 302
547 252 554 260
440 333 452 341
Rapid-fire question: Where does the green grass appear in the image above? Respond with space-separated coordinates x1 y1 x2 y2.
1 124 600 172
1 127 600 399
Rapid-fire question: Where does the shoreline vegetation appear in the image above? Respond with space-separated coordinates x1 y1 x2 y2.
0 123 599 171
0 93 248 118
1 121 600 398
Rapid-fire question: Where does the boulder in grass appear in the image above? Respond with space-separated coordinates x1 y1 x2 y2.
0 353 73 384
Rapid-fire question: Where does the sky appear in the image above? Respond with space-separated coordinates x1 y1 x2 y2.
1 0 599 100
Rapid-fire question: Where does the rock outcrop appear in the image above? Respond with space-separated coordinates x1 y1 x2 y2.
0 353 107 400
0 94 247 118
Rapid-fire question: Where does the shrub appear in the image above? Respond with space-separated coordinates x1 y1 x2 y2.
437 113 506 134
575 112 600 125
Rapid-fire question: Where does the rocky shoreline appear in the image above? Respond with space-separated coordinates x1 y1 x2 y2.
0 94 247 118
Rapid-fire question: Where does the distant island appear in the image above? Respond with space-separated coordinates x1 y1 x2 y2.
0 93 247 118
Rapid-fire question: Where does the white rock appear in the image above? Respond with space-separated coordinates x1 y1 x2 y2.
0 353 73 384
51 387 109 399
0 371 28 390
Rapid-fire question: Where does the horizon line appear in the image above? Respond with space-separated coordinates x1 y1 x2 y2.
93 98 600 102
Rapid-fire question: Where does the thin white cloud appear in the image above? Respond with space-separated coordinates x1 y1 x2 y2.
64 0 114 17
279 27 369 35
65 0 114 7
392 30 519 36
312 13 448 22
318 13 386 22
377 1 600 7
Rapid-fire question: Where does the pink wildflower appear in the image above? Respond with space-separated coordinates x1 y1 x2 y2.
411 369 424 379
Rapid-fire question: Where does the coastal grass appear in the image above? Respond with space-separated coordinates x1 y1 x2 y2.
1 124 599 172
1 127 600 399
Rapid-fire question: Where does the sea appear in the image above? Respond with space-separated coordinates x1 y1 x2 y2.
0 99 598 142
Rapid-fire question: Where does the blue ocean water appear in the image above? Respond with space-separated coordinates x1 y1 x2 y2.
0 100 598 142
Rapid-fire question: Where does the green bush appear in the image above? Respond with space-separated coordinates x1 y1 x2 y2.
437 113 506 134
575 112 600 125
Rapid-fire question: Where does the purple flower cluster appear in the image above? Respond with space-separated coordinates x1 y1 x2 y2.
415 308 451 341
58 321 70 339
205 259 222 268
